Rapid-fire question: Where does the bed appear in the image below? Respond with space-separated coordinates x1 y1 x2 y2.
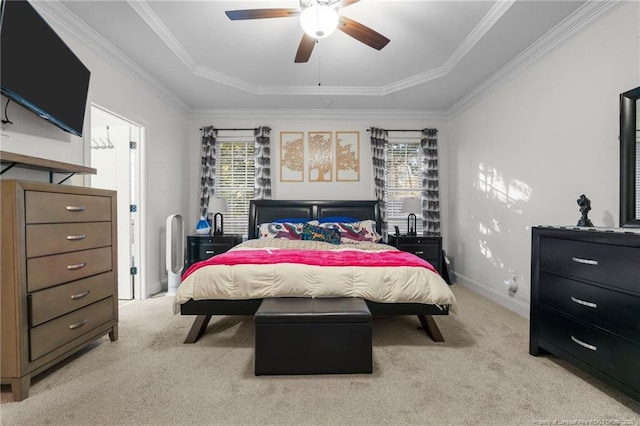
175 200 457 343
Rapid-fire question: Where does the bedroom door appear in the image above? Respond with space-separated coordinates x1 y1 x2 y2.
89 105 144 300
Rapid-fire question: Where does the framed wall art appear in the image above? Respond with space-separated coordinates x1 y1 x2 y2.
335 131 360 182
308 131 333 182
280 131 304 182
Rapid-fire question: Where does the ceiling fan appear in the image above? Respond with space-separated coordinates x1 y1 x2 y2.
225 0 390 63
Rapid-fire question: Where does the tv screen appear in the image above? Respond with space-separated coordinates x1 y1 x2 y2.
0 0 91 137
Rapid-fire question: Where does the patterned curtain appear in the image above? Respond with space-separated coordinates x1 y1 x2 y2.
199 126 218 216
370 127 388 238
421 128 440 235
254 126 272 200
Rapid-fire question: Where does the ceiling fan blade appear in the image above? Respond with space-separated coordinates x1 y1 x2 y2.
336 0 361 8
295 34 316 63
337 16 390 50
225 9 299 20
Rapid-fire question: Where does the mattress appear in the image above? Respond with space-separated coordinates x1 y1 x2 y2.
173 238 457 313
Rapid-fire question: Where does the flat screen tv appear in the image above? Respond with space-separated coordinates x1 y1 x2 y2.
0 0 91 137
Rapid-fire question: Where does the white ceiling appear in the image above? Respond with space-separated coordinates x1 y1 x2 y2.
41 0 611 114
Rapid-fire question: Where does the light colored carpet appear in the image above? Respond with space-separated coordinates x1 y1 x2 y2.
1 286 638 425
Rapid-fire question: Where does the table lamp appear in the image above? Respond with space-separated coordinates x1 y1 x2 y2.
401 197 421 237
208 197 228 236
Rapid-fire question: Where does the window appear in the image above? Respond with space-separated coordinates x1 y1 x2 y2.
385 137 422 235
213 137 255 237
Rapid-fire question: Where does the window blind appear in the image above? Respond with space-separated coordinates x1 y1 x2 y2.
384 137 422 234
213 138 255 237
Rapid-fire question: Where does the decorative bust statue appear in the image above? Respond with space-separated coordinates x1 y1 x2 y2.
576 194 594 227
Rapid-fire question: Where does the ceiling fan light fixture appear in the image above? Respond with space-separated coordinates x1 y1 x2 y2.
300 3 339 39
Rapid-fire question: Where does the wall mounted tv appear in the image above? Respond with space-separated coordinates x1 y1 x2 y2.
0 0 91 137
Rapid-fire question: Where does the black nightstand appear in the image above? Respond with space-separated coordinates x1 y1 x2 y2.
185 234 243 269
388 234 443 275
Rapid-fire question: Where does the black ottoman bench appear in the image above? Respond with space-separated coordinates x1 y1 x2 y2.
254 297 372 375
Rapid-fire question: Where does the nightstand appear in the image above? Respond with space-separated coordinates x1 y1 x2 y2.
185 234 243 269
388 234 443 275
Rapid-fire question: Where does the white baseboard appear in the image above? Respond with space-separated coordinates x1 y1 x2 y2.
454 273 530 319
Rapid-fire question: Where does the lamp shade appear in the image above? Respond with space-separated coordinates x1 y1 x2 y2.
401 197 421 214
208 197 228 214
300 3 339 39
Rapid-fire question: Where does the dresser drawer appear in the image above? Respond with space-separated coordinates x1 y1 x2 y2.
29 297 114 361
539 307 640 391
25 191 112 224
539 272 640 342
30 271 115 327
540 237 640 294
27 247 112 292
26 222 112 258
196 242 233 260
397 243 440 260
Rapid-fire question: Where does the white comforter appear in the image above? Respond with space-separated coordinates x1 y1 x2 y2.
173 239 457 313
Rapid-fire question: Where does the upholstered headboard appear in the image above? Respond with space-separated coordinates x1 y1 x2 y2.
248 200 381 239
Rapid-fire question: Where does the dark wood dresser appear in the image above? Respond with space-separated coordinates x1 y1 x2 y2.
530 226 640 401
1 180 118 401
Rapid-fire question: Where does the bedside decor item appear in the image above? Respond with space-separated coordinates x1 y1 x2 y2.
576 194 594 227
208 197 228 236
195 217 210 235
402 197 421 236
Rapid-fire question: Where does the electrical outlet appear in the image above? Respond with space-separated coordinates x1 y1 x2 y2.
505 269 518 293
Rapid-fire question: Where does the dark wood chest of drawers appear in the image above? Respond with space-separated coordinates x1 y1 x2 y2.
530 227 640 401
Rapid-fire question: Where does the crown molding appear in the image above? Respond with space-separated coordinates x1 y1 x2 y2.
189 108 448 122
446 0 626 119
32 1 190 115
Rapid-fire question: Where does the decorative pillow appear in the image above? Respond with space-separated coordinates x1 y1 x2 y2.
308 220 382 244
301 223 341 245
317 216 359 224
258 222 305 240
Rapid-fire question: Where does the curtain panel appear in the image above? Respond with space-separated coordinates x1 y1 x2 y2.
370 127 389 238
254 126 272 200
421 128 440 235
199 126 218 217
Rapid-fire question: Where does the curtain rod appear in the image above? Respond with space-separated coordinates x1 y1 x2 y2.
199 127 257 131
367 129 423 132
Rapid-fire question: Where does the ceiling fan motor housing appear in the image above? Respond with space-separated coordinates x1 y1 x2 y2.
300 0 340 39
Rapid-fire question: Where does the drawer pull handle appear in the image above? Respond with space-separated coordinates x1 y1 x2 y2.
571 296 597 309
68 319 88 330
205 250 215 254
70 290 91 300
415 250 424 255
66 234 87 241
571 257 598 266
66 262 87 270
65 206 86 212
570 335 597 351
